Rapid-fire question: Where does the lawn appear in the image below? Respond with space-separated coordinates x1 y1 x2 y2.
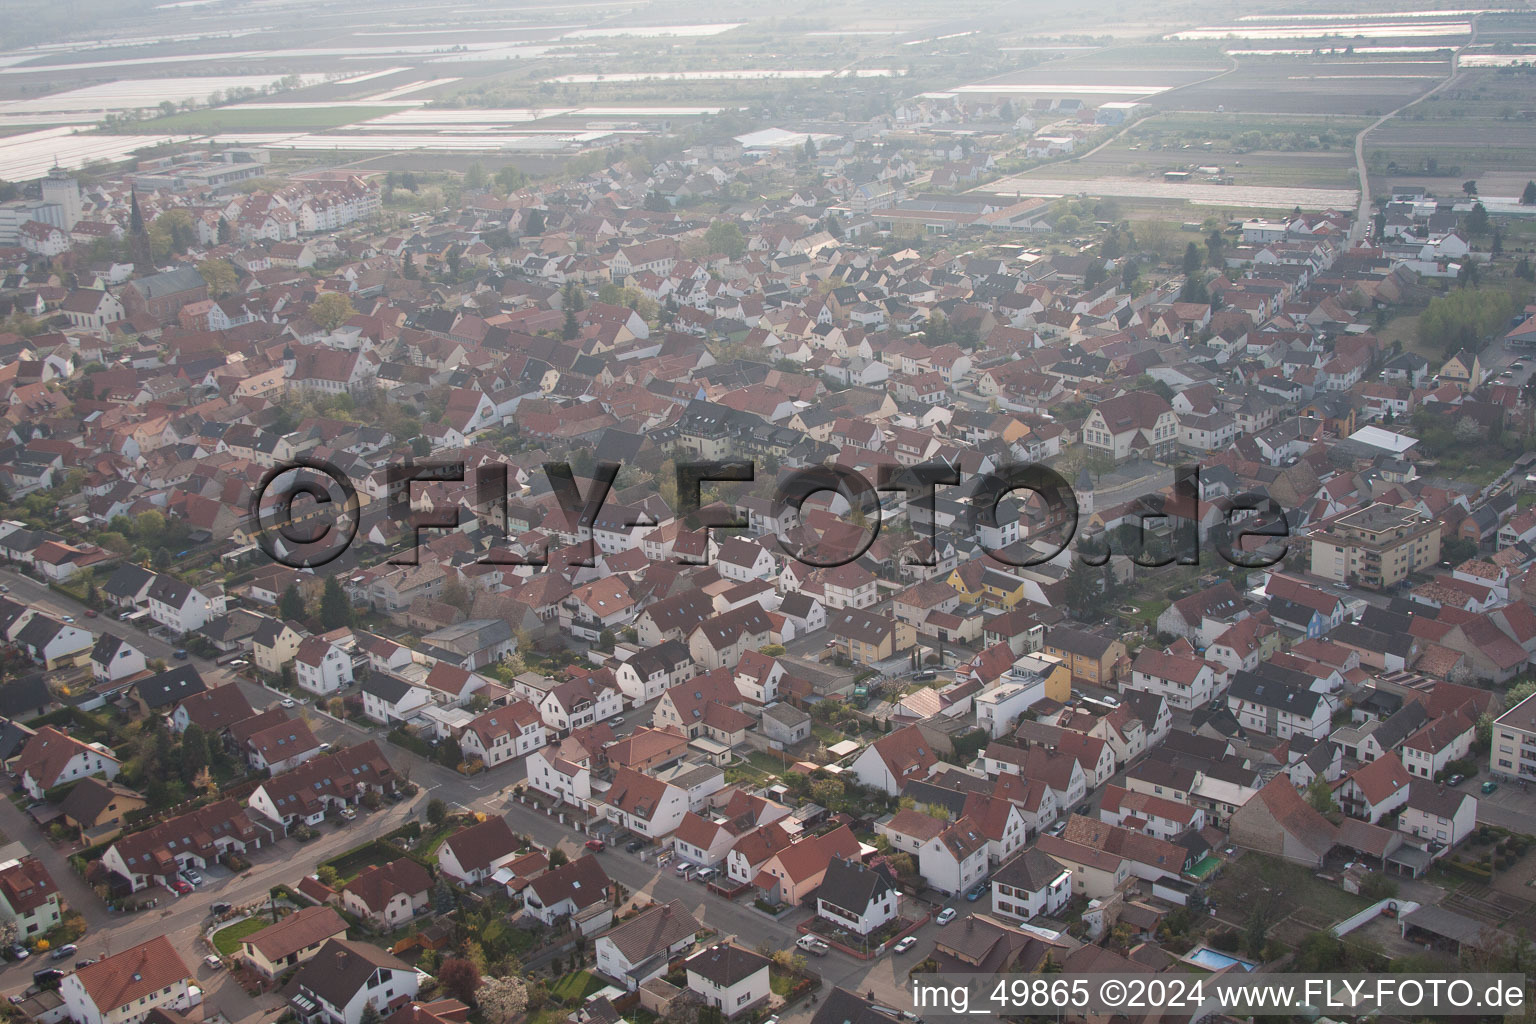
745 750 791 775
1210 853 1372 927
549 970 604 1003
109 105 407 133
211 916 270 955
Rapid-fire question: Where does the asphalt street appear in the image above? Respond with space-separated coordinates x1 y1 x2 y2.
0 568 938 1022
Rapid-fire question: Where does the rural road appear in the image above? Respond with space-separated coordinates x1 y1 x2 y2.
1349 13 1480 245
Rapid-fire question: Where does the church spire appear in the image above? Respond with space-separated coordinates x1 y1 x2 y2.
128 188 151 274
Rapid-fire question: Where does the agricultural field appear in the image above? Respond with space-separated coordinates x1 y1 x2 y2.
1364 68 1536 196
108 104 410 134
1154 53 1452 115
1021 111 1372 190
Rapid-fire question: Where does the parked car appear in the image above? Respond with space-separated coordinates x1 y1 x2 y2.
173 649 188 659
31 969 62 988
49 945 76 962
1446 774 1465 787
695 867 717 882
1483 781 1499 794
1100 694 1120 708
181 868 203 886
60 616 73 624
965 882 988 902
74 960 92 969
84 610 96 618
319 742 332 752
914 670 936 681
893 936 918 954
0 585 10 593
211 903 232 916
936 908 957 925
675 863 694 879
584 838 606 851
796 935 830 956
9 945 27 960
624 840 644 853
338 806 357 821
169 879 192 895
280 698 296 709
204 955 223 970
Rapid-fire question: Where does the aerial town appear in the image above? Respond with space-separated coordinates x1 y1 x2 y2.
0 1 1533 1024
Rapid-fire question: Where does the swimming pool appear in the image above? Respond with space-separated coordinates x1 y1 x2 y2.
1185 946 1256 972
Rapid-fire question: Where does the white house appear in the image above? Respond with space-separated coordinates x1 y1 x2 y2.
15 726 120 799
989 847 1072 923
284 939 420 1024
1399 779 1477 851
90 633 146 684
815 858 899 936
539 678 624 733
521 855 613 932
294 637 354 696
684 944 771 1019
360 672 433 726
1128 649 1215 712
526 738 593 808
848 725 938 796
437 817 521 886
594 899 701 991
604 766 689 838
460 701 547 768
60 937 193 1024
917 816 990 896
147 576 227 634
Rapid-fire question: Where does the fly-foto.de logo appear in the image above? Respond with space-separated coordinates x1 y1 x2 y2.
247 457 1290 572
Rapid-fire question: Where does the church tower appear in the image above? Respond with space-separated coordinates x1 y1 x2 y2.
128 189 152 274
1074 467 1095 519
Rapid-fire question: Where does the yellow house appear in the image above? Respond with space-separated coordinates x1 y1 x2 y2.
1440 350 1482 393
946 563 988 606
1015 651 1072 703
831 609 916 666
1044 626 1128 686
980 567 1027 610
238 905 349 979
253 618 305 674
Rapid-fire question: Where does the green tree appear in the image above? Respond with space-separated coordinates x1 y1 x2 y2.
309 292 356 332
703 220 746 259
279 582 306 621
319 577 353 629
1467 202 1492 236
548 847 569 868
1507 678 1536 709
1418 287 1519 356
1305 777 1340 819
523 208 545 235
426 797 447 825
562 305 579 341
180 724 210 783
464 162 487 190
1523 181 1536 206
196 258 237 298
402 252 417 279
135 510 166 542
1183 241 1203 277
495 165 527 193
1063 556 1107 620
